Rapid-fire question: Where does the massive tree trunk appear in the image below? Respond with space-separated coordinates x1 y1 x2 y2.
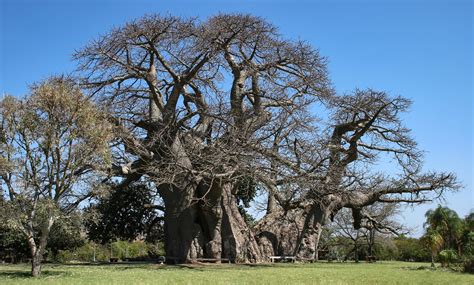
254 207 322 261
160 181 263 263
195 182 224 261
293 204 327 261
221 183 262 262
160 183 202 263
255 195 345 261
254 209 305 260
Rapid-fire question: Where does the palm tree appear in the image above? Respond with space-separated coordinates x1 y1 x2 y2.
421 229 444 268
425 206 463 255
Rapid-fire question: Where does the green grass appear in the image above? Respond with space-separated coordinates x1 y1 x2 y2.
0 261 472 285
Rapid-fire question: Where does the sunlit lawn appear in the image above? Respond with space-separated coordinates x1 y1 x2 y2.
0 261 472 284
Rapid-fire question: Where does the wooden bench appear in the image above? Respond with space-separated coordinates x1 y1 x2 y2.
365 256 377 263
269 256 296 263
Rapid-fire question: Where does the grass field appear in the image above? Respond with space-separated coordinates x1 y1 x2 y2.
0 261 472 285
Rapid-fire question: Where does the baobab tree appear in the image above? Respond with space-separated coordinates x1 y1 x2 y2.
255 89 458 260
74 13 457 263
0 77 111 276
75 13 331 263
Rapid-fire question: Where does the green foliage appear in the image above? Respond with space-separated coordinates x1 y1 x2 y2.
393 235 430 262
461 227 474 273
421 229 444 255
234 176 259 208
55 240 164 262
234 176 258 227
421 206 474 272
372 238 398 260
237 205 256 227
0 221 29 262
438 249 458 267
56 243 107 263
0 201 85 263
146 242 165 258
47 213 86 260
424 205 463 253
84 182 163 244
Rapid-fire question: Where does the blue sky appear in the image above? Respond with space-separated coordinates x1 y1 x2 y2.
1 0 472 236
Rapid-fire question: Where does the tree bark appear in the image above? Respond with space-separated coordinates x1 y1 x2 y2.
27 216 55 277
31 251 43 277
266 192 277 215
255 198 341 261
160 181 263 263
293 203 332 260
196 182 224 261
160 183 202 263
221 183 262 263
254 208 306 260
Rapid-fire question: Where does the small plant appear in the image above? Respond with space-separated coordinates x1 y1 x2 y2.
438 249 458 268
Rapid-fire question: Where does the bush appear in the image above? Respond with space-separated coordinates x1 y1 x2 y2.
438 249 458 268
463 258 474 273
147 242 165 257
56 243 109 263
55 240 164 262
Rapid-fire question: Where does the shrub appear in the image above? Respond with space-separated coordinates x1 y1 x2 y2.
55 240 164 262
438 249 458 267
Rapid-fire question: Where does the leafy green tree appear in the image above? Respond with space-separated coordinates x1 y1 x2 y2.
422 207 474 271
235 176 258 227
421 228 444 267
84 182 163 244
0 211 29 262
393 235 429 262
0 77 111 276
425 206 464 255
47 212 86 260
461 212 474 272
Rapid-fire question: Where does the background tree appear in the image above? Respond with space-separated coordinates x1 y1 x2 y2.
47 212 86 260
421 228 444 267
424 205 464 255
327 204 403 262
84 182 163 244
393 235 429 262
0 77 111 276
461 212 474 272
421 206 473 270
1 200 85 263
0 199 29 263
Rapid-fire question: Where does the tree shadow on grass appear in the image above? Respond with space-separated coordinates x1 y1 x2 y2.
165 263 280 271
238 263 280 268
0 270 68 279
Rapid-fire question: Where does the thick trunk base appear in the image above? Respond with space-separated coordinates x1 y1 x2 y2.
255 204 331 261
221 184 262 263
254 209 305 260
161 182 262 263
